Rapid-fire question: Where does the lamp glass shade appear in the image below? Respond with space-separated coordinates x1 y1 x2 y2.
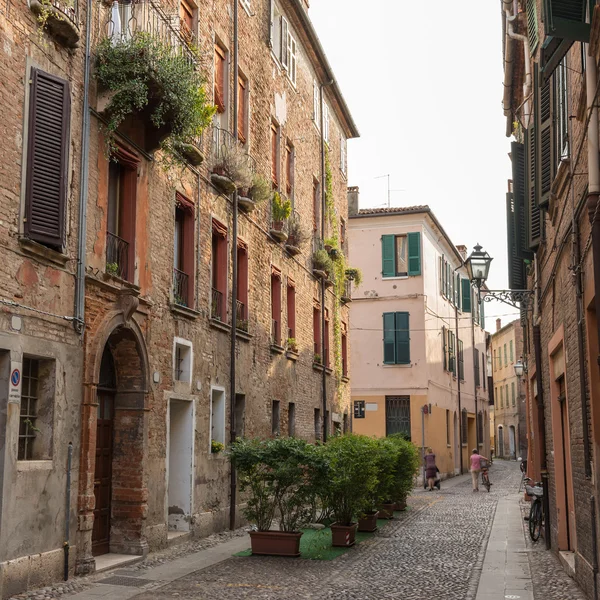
465 244 493 287
514 360 524 378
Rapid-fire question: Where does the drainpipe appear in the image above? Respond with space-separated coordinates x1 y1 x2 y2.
229 0 239 532
471 302 478 449
591 495 599 600
74 0 93 333
63 442 73 581
502 0 532 133
320 80 333 443
455 301 463 475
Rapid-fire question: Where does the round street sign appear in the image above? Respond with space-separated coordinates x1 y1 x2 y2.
10 369 20 387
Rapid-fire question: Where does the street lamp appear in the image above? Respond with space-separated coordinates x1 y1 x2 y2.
465 244 535 310
514 359 525 379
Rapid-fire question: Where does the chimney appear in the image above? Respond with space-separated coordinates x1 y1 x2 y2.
456 245 467 260
496 318 502 332
348 186 359 216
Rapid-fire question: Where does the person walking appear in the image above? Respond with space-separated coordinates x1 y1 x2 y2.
470 448 489 492
424 448 437 491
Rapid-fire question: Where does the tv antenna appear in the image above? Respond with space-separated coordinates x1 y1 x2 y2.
374 174 406 208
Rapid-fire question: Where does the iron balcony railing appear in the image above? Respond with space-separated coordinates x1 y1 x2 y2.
211 126 236 171
106 0 197 67
106 232 129 280
211 287 223 320
50 0 78 26
341 280 352 302
236 300 248 332
270 191 290 237
173 268 188 307
272 318 280 346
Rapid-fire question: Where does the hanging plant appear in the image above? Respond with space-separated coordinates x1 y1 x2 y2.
345 267 363 287
248 174 271 204
95 32 215 160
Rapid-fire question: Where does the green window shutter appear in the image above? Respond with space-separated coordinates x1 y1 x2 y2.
511 141 533 260
544 0 591 42
536 76 555 209
442 326 447 371
506 191 525 290
461 279 472 312
440 255 445 296
458 340 464 380
480 300 485 329
383 312 396 364
449 331 455 374
382 235 395 277
446 262 451 298
512 382 516 405
510 340 514 362
526 0 540 53
528 66 542 250
395 312 410 365
407 232 421 276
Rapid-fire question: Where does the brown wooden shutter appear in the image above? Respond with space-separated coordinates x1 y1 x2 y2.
25 68 70 249
237 75 246 143
536 75 555 208
527 65 542 249
214 45 226 114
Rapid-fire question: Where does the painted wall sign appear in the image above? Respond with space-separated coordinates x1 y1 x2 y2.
8 362 22 403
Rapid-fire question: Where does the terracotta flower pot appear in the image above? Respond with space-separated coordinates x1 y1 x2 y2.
394 500 407 511
249 530 302 557
357 511 379 532
378 503 395 519
330 522 358 547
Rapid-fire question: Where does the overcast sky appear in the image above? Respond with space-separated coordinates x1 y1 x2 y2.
310 0 519 331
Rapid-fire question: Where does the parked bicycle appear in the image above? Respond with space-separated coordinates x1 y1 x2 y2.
480 458 492 492
524 477 544 541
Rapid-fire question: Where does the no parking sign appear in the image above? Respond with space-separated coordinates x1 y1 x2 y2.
8 363 22 403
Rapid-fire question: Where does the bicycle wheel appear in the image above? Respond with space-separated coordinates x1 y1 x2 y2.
483 474 491 492
529 500 542 541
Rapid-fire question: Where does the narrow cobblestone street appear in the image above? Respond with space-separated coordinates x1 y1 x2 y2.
20 461 583 600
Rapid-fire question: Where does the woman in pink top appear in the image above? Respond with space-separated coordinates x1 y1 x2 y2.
470 449 489 492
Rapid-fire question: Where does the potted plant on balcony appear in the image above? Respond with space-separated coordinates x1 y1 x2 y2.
287 338 298 354
321 435 379 547
324 237 340 260
312 249 333 280
285 217 309 256
31 0 80 48
209 141 253 194
345 267 363 287
230 437 326 557
95 32 215 156
238 173 270 213
270 192 291 242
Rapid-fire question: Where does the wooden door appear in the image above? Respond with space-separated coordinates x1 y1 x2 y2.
93 391 114 556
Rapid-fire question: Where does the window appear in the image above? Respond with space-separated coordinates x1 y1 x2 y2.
324 308 330 368
18 357 54 461
442 326 448 371
173 194 195 307
458 339 464 381
512 382 516 406
285 142 294 197
482 352 487 390
313 302 321 363
555 59 569 161
211 219 228 321
271 9 296 84
446 410 451 446
240 0 250 12
341 322 348 378
234 394 246 438
504 344 507 366
461 278 472 312
314 408 321 441
323 103 330 143
448 330 456 375
179 0 196 44
287 279 296 342
236 240 249 331
461 409 468 445
500 386 504 408
385 396 411 437
495 387 498 406
382 233 421 277
214 44 227 116
271 268 282 346
509 340 514 363
173 339 193 383
272 400 281 436
474 348 480 387
493 349 497 371
343 412 349 434
107 146 139 282
383 312 410 365
237 74 248 143
271 122 280 187
340 217 346 247
340 133 346 175
25 68 70 251
505 384 509 407
477 412 484 445
286 28 297 85
288 402 296 436
313 80 320 128
210 388 226 448
312 178 320 232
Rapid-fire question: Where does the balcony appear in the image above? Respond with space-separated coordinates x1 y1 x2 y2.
341 280 352 304
270 192 291 243
209 127 253 194
285 211 305 256
31 0 80 47
106 232 129 280
237 155 260 213
173 268 189 307
236 300 248 332
211 287 223 321
175 132 204 167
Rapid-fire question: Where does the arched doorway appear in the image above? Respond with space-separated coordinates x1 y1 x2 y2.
498 426 504 458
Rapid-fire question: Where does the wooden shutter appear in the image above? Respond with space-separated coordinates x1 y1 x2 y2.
383 312 396 364
480 300 485 329
544 0 591 42
461 279 472 313
474 348 480 387
511 142 533 260
507 192 526 290
25 68 71 249
536 74 555 208
442 326 447 371
395 312 410 364
458 340 464 380
449 331 455 374
527 66 542 250
237 75 246 143
214 45 226 114
281 17 289 67
382 235 395 277
440 255 446 296
526 0 540 53
407 232 421 276
456 274 461 309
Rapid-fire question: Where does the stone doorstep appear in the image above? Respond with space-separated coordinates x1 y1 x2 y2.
558 550 576 578
94 554 144 575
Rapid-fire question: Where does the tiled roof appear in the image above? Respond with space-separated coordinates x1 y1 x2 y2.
356 205 430 215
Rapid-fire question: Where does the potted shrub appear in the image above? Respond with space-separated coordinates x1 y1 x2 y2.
287 338 298 353
285 217 309 256
324 237 340 260
238 174 270 213
374 438 401 519
95 32 215 155
270 192 292 242
320 435 379 547
209 142 253 194
388 434 420 510
345 267 363 287
230 437 326 557
211 440 225 454
312 249 333 280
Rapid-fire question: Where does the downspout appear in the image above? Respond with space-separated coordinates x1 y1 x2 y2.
503 0 532 134
63 442 73 581
455 303 463 474
320 79 333 443
74 0 93 333
471 300 478 449
229 0 239 531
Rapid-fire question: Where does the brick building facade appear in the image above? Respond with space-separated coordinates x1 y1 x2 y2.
0 0 358 595
502 0 600 596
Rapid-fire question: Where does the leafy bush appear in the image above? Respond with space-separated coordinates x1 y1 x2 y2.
248 174 271 204
373 437 401 504
95 32 215 154
230 437 327 532
387 434 420 503
287 215 309 248
312 249 333 274
345 267 363 287
319 434 379 526
272 192 292 222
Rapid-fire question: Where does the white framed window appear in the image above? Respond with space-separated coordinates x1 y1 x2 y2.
555 59 569 161
210 387 226 449
287 32 297 85
340 133 346 175
313 80 320 128
281 16 289 68
240 0 251 13
323 103 329 144
173 338 193 383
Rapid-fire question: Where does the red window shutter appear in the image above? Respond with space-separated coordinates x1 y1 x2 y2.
214 46 226 114
25 68 71 249
237 76 246 143
271 124 279 187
